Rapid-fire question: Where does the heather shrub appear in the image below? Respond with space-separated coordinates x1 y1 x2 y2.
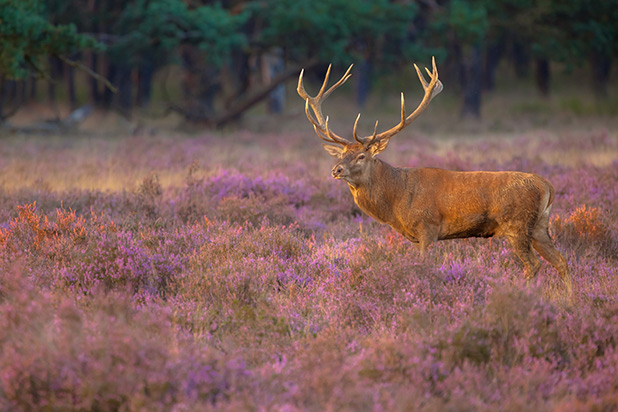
134 173 163 220
1 129 617 411
436 285 567 367
0 266 251 411
0 203 185 299
552 205 618 260
215 193 297 226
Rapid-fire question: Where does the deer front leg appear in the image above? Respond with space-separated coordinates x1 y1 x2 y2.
407 224 439 256
507 234 541 281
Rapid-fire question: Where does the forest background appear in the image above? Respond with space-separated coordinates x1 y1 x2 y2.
1 0 617 128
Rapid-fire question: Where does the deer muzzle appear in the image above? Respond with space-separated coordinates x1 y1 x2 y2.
332 164 345 179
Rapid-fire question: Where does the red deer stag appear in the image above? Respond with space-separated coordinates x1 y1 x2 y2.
297 58 571 290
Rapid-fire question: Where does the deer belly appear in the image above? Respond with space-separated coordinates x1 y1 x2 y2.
439 214 499 240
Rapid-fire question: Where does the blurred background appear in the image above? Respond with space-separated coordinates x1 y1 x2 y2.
0 0 616 133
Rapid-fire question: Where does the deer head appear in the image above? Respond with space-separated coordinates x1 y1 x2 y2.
297 57 443 188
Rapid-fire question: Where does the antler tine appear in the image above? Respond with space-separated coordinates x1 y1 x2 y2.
357 56 442 144
304 99 344 144
415 64 429 88
359 93 406 148
314 64 332 100
400 92 407 125
353 113 361 143
297 69 307 99
322 64 353 100
371 119 379 141
298 64 354 146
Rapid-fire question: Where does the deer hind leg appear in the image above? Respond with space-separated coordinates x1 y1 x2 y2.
532 225 572 293
507 234 541 282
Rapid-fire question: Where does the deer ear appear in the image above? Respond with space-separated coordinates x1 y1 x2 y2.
322 144 344 158
368 138 389 157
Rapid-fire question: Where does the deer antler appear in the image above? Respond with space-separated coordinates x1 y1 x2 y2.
298 58 442 148
356 56 443 147
297 64 354 147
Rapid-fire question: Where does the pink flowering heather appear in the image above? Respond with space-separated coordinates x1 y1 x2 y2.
0 129 616 411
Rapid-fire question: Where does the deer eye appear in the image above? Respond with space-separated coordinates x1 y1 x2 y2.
357 154 366 161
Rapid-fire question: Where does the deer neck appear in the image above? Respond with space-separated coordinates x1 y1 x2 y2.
348 159 404 224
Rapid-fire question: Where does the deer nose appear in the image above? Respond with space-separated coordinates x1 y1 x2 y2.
332 165 343 177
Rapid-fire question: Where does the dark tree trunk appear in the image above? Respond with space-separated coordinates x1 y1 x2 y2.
19 80 27 105
103 59 115 108
137 63 155 107
355 58 372 108
511 38 530 79
458 44 483 118
29 76 37 100
65 59 77 110
484 35 505 91
104 60 133 114
48 80 56 105
535 58 550 97
181 48 219 120
87 0 101 105
263 49 285 114
115 65 133 115
0 79 4 121
221 49 250 113
591 52 612 99
0 79 23 121
89 51 101 105
48 56 63 105
0 78 8 121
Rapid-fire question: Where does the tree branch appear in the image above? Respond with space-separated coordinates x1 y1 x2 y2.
165 58 320 128
57 54 117 94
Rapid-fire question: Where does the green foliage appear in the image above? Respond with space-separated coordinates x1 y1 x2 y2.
0 0 98 79
190 4 249 67
446 0 489 45
429 0 488 50
477 0 618 64
545 0 618 61
107 0 248 68
251 0 418 65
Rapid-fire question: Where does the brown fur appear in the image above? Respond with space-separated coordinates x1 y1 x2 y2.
328 143 571 288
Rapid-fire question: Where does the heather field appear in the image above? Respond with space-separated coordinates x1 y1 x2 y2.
0 120 617 410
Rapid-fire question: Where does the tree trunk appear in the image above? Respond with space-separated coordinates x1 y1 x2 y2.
0 78 7 121
19 80 27 106
180 47 220 120
459 44 483 118
535 58 550 97
137 62 155 107
89 51 101 105
29 76 37 100
87 0 101 105
103 58 115 108
262 48 285 114
65 59 77 110
355 58 372 108
484 35 505 91
48 56 63 105
591 52 611 99
221 50 250 112
511 37 530 79
0 79 22 121
115 65 133 115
